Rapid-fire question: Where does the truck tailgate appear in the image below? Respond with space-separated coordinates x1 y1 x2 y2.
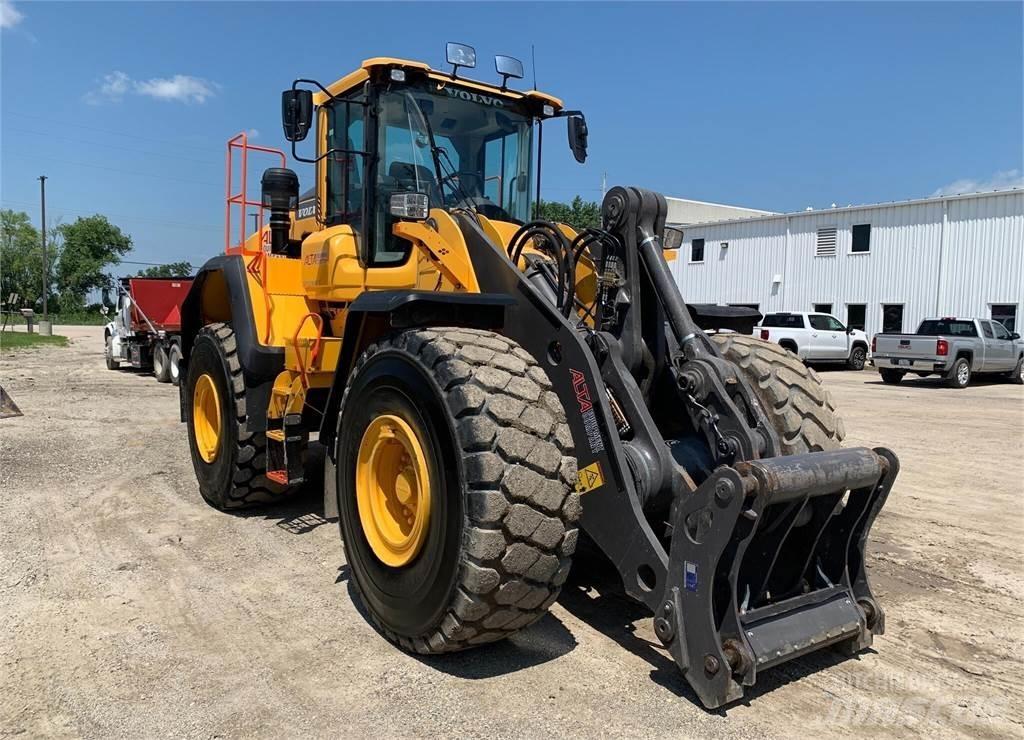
874 335 939 357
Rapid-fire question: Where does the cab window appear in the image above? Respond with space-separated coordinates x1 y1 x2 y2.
325 95 366 228
809 314 845 331
992 322 1011 340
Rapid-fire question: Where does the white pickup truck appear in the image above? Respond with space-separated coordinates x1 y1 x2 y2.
755 312 869 369
872 317 1023 388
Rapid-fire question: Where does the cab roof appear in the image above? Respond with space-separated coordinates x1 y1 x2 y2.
312 56 564 112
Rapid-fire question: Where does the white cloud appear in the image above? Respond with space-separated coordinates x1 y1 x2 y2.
84 71 220 105
932 169 1024 197
135 74 218 104
246 128 260 139
1 0 24 29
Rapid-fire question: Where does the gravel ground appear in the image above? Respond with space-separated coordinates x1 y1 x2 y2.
1 325 1022 738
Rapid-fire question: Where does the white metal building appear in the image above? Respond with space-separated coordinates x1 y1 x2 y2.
670 189 1024 337
665 196 774 225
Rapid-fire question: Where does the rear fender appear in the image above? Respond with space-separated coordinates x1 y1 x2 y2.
178 255 283 428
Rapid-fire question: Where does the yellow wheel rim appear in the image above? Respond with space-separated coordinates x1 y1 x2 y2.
193 373 222 464
356 413 432 567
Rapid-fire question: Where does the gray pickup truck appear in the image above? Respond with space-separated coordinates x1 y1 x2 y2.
872 317 1024 388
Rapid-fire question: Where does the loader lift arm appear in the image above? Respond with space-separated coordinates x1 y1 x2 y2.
474 186 899 708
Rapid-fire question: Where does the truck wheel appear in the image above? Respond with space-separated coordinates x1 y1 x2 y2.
185 322 299 510
168 343 182 386
847 345 867 371
711 334 844 454
880 369 905 385
947 357 971 389
105 335 119 370
153 344 171 383
1005 355 1024 385
335 328 578 653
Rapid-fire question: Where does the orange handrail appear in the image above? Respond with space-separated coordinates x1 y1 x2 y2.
292 312 324 390
225 131 287 345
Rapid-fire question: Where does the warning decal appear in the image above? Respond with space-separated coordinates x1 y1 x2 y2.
575 461 605 494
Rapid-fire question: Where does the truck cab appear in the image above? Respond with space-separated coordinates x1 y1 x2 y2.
756 311 869 369
872 317 1024 387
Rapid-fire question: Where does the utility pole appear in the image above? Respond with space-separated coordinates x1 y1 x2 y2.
38 175 51 335
601 172 607 199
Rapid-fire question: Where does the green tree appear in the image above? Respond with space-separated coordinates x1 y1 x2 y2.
54 215 132 313
533 196 602 231
136 261 194 278
0 209 49 308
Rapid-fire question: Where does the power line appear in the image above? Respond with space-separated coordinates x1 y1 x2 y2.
1 199 220 231
5 111 226 156
5 127 221 167
4 153 221 188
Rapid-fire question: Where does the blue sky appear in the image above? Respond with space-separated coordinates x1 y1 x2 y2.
2 1 1022 269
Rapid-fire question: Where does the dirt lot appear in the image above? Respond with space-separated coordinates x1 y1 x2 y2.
2 325 1022 738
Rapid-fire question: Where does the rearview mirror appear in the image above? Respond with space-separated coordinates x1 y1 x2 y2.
446 42 476 77
567 114 588 164
390 192 429 221
495 55 524 89
281 89 313 142
663 226 684 250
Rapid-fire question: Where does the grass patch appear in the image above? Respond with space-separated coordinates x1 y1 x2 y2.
0 331 70 352
3 313 108 326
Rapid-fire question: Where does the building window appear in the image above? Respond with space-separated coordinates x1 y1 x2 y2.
882 304 904 333
816 227 837 257
851 224 871 253
992 304 1018 333
813 302 833 314
847 304 866 332
690 238 705 263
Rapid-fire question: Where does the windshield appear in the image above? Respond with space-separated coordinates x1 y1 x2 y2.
377 82 534 223
917 320 977 337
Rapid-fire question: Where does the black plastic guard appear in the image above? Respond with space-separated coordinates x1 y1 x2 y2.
657 446 898 709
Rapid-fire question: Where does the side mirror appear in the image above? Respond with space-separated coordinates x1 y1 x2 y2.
390 192 429 221
446 42 477 77
567 114 588 164
1012 332 1021 340
663 226 684 250
281 89 313 142
495 55 524 89
100 305 109 316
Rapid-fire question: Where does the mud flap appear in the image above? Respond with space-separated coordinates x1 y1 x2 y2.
654 446 898 709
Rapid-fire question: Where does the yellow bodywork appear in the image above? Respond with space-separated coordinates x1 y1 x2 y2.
197 56 672 435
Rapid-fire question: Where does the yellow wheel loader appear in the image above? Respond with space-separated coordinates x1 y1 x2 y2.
178 45 898 708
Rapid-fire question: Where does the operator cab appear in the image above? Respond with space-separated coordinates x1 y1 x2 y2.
273 44 587 266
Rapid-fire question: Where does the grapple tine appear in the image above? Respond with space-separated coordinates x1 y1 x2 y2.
655 446 898 709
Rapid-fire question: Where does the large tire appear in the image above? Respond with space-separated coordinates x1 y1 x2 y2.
711 334 844 454
946 357 971 389
184 323 298 510
847 345 867 371
153 343 171 383
880 369 905 385
336 328 578 653
168 343 183 387
105 335 119 370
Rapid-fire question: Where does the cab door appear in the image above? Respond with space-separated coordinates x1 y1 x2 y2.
808 314 847 359
988 321 1016 370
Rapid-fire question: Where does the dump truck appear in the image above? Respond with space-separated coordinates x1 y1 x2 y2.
104 276 192 384
176 46 899 708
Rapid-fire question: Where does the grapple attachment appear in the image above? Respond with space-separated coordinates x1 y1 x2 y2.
656 446 898 708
